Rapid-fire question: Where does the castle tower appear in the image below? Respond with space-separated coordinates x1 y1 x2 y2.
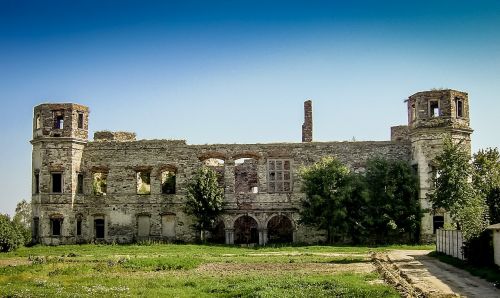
408 90 473 241
31 103 89 244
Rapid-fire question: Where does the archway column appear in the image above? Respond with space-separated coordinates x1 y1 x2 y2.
225 228 234 245
259 228 268 245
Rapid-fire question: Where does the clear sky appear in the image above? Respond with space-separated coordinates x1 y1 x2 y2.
1 0 500 215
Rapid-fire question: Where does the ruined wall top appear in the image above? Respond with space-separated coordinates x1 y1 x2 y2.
94 131 137 142
302 100 313 142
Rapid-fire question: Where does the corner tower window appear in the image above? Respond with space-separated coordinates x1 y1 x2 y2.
78 113 84 129
429 101 439 117
268 159 292 193
456 99 463 118
54 111 64 129
94 217 105 239
35 114 41 129
137 171 151 195
51 173 63 193
34 172 40 194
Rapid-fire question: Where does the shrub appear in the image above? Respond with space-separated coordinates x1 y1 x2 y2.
0 214 25 252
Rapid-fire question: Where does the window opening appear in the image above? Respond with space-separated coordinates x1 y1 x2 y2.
34 172 40 194
77 173 84 194
51 218 62 236
161 171 176 194
35 114 41 129
429 101 439 117
235 158 258 194
77 113 84 129
54 114 64 129
433 215 444 234
76 218 82 236
51 173 63 193
137 171 151 194
94 218 105 239
456 99 463 118
267 159 292 193
92 172 107 196
203 158 225 187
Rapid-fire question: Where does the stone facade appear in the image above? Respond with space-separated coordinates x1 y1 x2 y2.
31 89 472 245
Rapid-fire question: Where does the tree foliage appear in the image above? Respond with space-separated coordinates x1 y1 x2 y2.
0 214 25 252
429 137 489 240
300 156 420 244
185 166 225 241
13 199 31 245
365 158 421 243
473 148 500 224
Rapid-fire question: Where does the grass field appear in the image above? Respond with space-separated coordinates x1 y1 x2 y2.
0 244 432 297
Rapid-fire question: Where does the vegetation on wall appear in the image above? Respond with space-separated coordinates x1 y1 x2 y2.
185 166 225 242
472 148 500 224
300 156 421 244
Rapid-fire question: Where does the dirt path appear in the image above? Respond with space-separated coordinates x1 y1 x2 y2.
384 250 500 297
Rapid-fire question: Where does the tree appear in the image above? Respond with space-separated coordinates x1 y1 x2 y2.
0 214 24 252
473 148 500 223
429 137 488 240
300 157 363 243
365 158 421 243
185 166 225 242
13 199 32 245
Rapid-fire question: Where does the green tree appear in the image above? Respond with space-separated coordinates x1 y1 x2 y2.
13 199 32 245
0 214 24 252
365 158 421 243
300 157 365 243
473 148 500 223
429 137 488 240
185 166 225 242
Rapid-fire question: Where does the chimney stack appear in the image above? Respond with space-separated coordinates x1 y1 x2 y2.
302 100 313 142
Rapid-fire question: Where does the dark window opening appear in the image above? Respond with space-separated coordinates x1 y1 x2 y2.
33 217 39 239
51 173 63 193
94 218 105 239
161 171 176 194
77 173 84 194
51 218 62 236
433 216 444 234
77 113 84 129
456 99 463 118
76 219 82 236
34 173 40 194
54 115 64 129
411 103 416 122
429 101 439 117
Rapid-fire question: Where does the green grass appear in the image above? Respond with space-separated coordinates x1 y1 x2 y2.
429 251 500 283
0 244 431 297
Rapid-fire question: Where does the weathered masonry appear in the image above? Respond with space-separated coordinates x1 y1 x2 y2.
31 89 472 245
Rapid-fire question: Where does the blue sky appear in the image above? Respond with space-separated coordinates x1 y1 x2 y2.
1 0 500 215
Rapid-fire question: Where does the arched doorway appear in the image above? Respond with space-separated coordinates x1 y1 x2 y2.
208 221 225 244
267 215 293 244
234 215 259 244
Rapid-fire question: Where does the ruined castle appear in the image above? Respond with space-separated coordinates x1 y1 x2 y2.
31 90 472 245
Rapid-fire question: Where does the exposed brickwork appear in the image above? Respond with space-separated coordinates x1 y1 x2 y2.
302 100 313 142
31 89 473 245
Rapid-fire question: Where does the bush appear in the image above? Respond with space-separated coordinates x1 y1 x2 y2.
0 214 25 252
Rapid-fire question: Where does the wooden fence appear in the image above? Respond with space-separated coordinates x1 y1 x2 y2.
436 229 465 260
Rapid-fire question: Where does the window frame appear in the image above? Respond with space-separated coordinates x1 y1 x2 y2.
136 170 152 195
429 100 440 118
77 173 84 194
77 112 84 129
267 159 292 193
50 218 63 236
455 98 464 118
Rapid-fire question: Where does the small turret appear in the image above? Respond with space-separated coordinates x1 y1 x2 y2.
33 103 89 141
